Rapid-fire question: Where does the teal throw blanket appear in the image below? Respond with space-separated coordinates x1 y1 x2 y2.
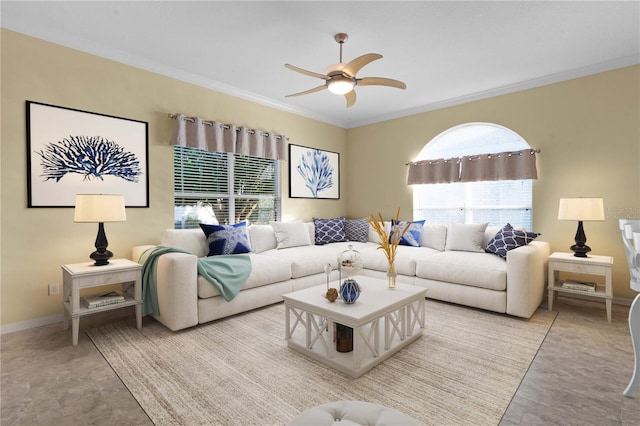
138 246 251 317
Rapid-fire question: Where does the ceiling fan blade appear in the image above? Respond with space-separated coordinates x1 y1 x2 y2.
285 64 330 80
285 85 327 98
344 90 356 108
342 53 382 77
358 77 407 90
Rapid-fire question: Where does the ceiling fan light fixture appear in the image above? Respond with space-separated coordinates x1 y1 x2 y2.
327 76 355 95
284 32 405 106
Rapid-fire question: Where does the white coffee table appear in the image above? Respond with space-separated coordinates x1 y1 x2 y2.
283 276 427 378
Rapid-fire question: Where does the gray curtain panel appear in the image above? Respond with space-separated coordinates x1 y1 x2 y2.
170 113 287 160
408 149 537 184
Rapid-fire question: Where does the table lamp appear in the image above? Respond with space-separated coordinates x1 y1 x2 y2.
558 197 605 257
74 194 126 266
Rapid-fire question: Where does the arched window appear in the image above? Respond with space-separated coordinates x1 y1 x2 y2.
413 123 534 230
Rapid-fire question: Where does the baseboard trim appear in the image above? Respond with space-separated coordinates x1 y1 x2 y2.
0 314 63 335
613 296 634 307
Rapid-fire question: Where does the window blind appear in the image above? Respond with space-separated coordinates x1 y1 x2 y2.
174 146 280 228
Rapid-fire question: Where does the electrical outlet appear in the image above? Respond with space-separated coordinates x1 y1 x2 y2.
48 283 59 296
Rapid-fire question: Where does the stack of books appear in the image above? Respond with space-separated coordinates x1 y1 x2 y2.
562 280 597 292
81 291 125 309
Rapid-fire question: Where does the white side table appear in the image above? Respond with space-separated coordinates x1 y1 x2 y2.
62 258 142 345
547 252 614 322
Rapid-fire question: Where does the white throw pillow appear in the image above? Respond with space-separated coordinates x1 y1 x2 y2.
270 221 312 249
445 222 489 252
420 224 447 251
248 224 278 253
368 221 391 244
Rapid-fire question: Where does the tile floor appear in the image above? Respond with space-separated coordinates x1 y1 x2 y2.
1 296 639 425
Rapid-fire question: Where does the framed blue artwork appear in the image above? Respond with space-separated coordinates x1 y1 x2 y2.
26 101 149 207
288 143 340 199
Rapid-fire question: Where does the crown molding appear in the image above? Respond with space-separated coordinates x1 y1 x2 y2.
345 55 640 128
4 26 637 130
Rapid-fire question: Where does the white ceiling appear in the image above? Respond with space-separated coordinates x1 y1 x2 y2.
2 1 639 128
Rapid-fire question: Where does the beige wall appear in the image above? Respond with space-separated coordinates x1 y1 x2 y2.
346 65 640 300
0 30 347 327
2 29 639 328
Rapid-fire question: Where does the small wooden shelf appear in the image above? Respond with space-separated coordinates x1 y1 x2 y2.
62 259 142 345
64 293 139 316
547 252 613 322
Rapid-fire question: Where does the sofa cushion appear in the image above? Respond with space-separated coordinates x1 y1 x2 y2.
358 245 436 276
198 253 291 299
270 221 311 249
199 222 252 256
344 218 369 243
445 223 489 252
313 217 347 245
420 224 447 251
416 251 507 291
391 220 425 247
260 245 341 279
485 223 540 259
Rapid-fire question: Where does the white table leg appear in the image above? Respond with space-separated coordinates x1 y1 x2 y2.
72 316 79 346
624 293 640 397
135 304 142 329
548 269 557 311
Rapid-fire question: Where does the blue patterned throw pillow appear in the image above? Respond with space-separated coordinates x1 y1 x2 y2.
485 223 540 259
200 222 252 256
313 217 347 245
390 220 425 247
345 218 369 243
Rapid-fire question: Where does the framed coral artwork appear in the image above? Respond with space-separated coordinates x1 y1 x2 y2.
288 143 340 199
26 101 149 207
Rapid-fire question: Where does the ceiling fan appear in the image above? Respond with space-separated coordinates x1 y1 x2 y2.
284 33 406 108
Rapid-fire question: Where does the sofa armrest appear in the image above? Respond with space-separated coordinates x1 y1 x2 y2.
505 240 550 318
131 245 199 331
132 244 157 263
153 252 199 331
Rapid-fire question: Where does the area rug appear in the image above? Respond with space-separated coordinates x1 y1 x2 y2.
87 300 556 426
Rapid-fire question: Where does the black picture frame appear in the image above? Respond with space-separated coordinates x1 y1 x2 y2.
288 143 340 199
26 101 149 207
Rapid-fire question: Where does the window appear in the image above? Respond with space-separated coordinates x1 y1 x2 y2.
413 123 533 230
174 146 280 228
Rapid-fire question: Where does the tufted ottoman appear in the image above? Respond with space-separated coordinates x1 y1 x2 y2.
288 401 417 425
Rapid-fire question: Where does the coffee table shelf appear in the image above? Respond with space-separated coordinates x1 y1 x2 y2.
283 277 427 378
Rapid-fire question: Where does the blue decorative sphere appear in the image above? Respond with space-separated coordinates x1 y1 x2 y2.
340 279 361 304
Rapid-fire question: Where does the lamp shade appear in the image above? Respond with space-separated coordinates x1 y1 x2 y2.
74 194 126 223
558 198 605 221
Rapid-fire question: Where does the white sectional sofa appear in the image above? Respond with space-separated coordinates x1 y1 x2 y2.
132 222 549 331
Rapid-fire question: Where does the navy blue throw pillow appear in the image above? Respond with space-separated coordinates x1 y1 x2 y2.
313 217 347 245
485 223 540 259
200 222 252 256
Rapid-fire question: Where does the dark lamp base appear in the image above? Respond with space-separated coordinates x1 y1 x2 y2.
90 222 113 266
570 220 591 258
90 249 113 266
570 244 591 258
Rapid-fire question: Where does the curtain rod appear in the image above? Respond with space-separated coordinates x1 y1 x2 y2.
405 148 541 166
168 113 287 140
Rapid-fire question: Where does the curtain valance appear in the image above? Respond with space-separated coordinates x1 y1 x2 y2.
169 113 287 160
408 148 538 185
